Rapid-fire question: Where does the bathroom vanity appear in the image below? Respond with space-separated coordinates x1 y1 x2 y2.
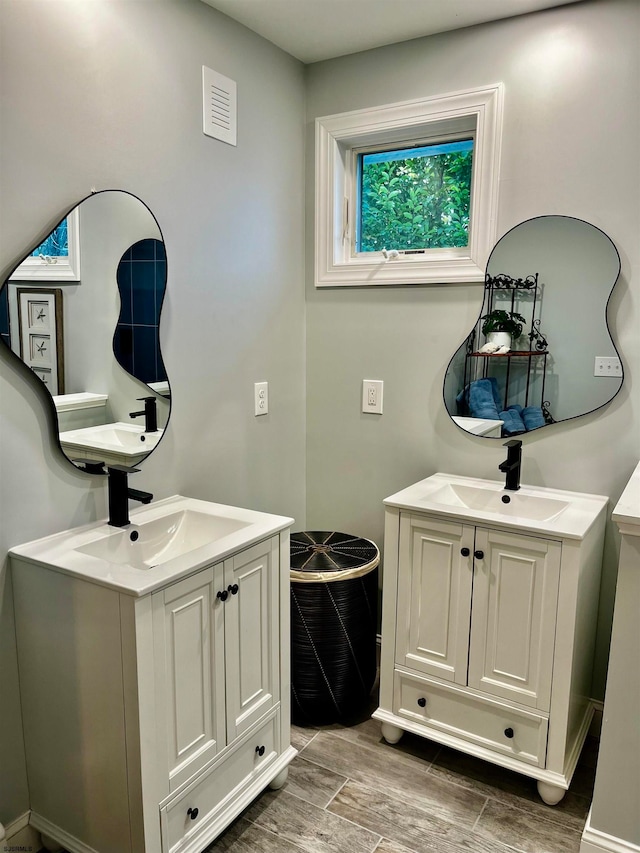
373 473 608 804
10 496 295 853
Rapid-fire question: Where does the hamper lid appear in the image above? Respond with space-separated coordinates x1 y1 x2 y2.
290 531 379 582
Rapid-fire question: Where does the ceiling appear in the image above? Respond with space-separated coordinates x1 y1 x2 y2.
200 0 585 63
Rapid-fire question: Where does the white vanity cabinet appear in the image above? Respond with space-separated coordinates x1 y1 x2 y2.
373 474 608 805
11 500 295 853
395 515 561 714
153 539 279 796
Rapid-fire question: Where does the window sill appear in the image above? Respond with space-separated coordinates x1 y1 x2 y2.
315 252 487 287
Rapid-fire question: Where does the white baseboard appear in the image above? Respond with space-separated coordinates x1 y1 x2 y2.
30 811 99 853
2 811 40 852
589 701 604 738
581 807 640 853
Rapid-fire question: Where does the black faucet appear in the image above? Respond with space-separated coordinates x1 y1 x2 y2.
73 459 106 474
129 396 158 433
499 439 523 491
107 465 153 527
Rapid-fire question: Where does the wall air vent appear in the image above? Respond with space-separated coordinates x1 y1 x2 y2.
202 66 237 146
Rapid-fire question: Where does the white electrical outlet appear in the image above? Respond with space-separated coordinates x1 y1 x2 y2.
362 379 383 414
594 356 622 377
254 381 268 416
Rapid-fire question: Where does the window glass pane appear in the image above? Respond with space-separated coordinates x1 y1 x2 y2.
357 139 473 253
30 219 69 259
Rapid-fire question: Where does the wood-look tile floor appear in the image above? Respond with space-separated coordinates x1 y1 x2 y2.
207 697 598 853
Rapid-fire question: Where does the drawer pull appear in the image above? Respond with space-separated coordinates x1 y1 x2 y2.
460 547 470 557
504 727 514 739
417 697 427 708
228 583 239 595
474 550 485 560
216 589 228 602
187 807 199 820
255 745 266 757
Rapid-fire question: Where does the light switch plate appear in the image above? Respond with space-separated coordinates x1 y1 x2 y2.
594 356 622 377
254 381 268 416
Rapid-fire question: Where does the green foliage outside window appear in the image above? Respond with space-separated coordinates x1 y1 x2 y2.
30 219 68 259
358 140 473 253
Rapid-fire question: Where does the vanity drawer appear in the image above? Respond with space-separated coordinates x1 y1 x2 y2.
161 711 280 853
394 671 548 767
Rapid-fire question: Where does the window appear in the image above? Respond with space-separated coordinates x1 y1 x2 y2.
314 84 503 287
357 138 474 254
9 208 80 281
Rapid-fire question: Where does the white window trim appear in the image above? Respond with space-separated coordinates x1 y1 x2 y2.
9 207 80 282
314 83 504 287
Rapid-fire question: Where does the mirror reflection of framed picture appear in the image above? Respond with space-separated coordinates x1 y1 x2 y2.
9 208 80 282
17 288 64 394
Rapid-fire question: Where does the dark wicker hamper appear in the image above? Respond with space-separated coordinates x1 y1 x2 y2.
289 531 379 724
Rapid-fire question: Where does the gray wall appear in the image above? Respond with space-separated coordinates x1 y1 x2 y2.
0 0 305 828
305 0 639 701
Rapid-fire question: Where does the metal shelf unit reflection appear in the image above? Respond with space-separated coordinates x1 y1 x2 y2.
462 273 553 418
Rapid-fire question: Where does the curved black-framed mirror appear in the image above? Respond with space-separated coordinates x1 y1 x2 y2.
0 189 171 471
443 215 622 438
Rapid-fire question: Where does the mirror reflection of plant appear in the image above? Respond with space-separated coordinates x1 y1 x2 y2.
481 309 527 340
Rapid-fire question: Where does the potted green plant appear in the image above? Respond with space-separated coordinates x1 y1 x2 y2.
481 309 527 348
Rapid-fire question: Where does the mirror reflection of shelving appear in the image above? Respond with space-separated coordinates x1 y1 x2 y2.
458 273 553 435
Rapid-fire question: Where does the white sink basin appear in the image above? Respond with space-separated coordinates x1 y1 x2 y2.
76 509 251 570
9 495 294 596
427 482 569 522
60 422 163 450
60 422 163 451
384 473 608 540
59 422 164 466
87 425 158 449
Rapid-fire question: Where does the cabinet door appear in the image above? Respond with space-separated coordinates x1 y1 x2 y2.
224 537 279 741
396 514 474 686
153 566 226 792
468 528 561 711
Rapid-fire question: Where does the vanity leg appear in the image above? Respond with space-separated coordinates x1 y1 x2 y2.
269 767 289 790
537 780 566 805
381 722 404 744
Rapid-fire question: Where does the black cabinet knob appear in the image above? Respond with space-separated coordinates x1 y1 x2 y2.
460 547 470 557
255 745 266 756
504 727 514 739
417 697 427 708
474 550 485 560
216 589 228 602
228 583 239 595
187 807 199 820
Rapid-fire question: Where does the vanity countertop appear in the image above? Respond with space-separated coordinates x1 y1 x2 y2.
451 416 504 436
612 460 640 532
384 473 608 540
52 392 108 412
9 495 294 597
